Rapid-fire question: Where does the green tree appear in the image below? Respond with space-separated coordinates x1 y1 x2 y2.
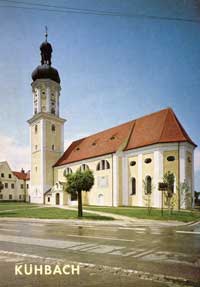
64 170 94 217
163 171 175 215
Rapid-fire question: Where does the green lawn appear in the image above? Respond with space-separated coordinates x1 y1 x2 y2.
0 202 37 211
84 206 200 222
0 206 113 220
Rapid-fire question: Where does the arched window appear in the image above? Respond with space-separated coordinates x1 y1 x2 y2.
35 125 38 133
96 160 110 171
51 124 56 132
80 164 89 172
63 167 73 176
145 176 152 194
131 177 136 195
51 107 55 115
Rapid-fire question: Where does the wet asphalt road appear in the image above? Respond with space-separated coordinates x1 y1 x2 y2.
0 219 199 287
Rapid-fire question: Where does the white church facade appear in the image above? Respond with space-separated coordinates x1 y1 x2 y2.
27 35 196 209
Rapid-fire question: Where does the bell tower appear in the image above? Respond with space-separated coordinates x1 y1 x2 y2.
28 29 66 204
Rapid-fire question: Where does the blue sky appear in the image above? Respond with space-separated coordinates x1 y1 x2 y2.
0 0 199 189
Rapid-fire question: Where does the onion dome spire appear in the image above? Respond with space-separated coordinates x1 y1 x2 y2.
32 27 60 84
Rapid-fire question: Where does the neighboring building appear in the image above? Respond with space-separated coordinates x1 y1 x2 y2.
28 35 196 209
0 161 30 201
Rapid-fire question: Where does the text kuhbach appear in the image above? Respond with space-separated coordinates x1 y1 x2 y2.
15 264 80 276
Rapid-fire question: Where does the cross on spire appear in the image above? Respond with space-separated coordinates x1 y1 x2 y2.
45 26 48 42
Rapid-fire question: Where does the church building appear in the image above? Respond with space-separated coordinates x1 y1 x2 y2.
28 35 197 209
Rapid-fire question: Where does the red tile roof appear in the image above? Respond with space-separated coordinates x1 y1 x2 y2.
13 170 30 180
54 108 196 167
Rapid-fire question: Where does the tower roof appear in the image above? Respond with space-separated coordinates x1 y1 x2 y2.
32 29 60 84
54 108 196 167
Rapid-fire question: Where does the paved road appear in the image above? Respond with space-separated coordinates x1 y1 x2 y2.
0 218 199 287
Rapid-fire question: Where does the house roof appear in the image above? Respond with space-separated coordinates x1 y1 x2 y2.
13 170 30 180
54 108 196 167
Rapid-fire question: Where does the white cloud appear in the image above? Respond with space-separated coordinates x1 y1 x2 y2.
194 148 200 172
0 134 30 171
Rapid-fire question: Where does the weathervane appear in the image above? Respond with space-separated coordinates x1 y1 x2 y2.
45 26 48 42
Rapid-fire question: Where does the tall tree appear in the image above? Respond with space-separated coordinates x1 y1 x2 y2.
163 171 175 215
65 170 94 217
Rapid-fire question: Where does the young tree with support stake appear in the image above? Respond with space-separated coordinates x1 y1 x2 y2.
64 170 94 217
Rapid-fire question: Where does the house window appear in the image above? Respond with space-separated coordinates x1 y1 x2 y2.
9 174 12 178
80 164 89 172
0 194 3 199
11 183 15 189
9 194 12 200
21 184 24 189
4 183 8 189
1 173 4 178
35 125 38 133
51 124 56 132
145 176 152 194
131 178 136 195
96 160 110 171
48 197 50 202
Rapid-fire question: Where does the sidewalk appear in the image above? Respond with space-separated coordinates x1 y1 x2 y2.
55 205 191 227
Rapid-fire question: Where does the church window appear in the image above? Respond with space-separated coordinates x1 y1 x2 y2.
35 125 38 134
167 156 175 162
96 160 110 171
51 124 56 132
34 108 37 115
51 107 55 115
131 178 136 195
63 167 73 176
52 144 55 151
130 161 136 166
80 164 89 172
145 176 152 194
35 145 38 151
144 158 152 164
71 192 78 201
